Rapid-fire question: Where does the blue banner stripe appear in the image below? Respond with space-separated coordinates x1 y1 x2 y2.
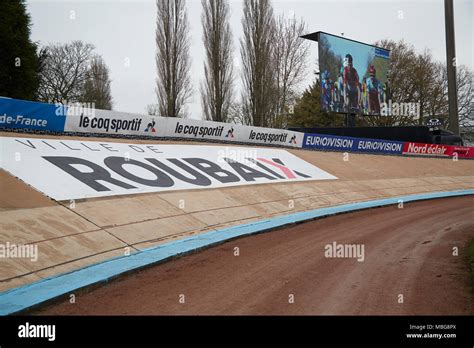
0 98 66 132
303 133 404 154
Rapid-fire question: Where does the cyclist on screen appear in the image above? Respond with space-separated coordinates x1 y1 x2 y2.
343 54 361 113
321 70 332 111
366 65 381 114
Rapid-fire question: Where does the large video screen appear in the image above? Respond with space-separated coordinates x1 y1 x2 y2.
318 32 390 115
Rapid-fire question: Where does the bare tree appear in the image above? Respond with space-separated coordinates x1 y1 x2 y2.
146 103 160 116
373 39 473 129
240 0 276 127
200 0 234 122
37 41 94 103
81 55 113 110
155 0 192 118
272 14 309 128
425 62 448 119
368 40 443 126
455 65 473 129
226 100 251 125
413 62 473 130
411 49 440 124
367 39 418 126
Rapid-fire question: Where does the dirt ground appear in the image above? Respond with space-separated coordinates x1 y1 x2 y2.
35 195 474 315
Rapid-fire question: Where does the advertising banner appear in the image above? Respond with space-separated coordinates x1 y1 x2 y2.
446 146 474 159
163 117 238 142
163 118 303 148
64 109 168 137
0 137 337 200
403 142 474 159
318 32 390 116
303 133 404 155
402 142 451 157
1 98 304 148
238 125 303 148
0 98 66 132
64 107 304 148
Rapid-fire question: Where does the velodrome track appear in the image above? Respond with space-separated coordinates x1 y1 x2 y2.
0 131 473 314
35 196 474 315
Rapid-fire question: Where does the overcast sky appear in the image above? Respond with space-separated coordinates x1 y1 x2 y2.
26 0 473 119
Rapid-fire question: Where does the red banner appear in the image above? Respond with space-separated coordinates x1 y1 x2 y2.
446 145 474 159
403 142 474 159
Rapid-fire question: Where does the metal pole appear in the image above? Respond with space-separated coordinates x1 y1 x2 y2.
444 0 459 134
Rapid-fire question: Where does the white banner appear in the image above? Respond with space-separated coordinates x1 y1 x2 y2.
0 137 337 200
164 118 304 148
64 109 304 148
64 109 167 137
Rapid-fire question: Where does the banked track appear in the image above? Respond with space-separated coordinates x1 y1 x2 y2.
35 195 474 315
0 131 473 314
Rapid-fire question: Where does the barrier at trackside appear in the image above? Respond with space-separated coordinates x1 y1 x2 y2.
302 133 404 155
302 133 474 159
66 111 303 148
0 98 66 132
0 97 303 148
1 97 473 158
402 141 474 159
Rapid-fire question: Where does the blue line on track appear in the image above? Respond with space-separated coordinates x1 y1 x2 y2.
1 189 473 315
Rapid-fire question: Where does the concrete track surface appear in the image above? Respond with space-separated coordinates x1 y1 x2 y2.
35 196 474 315
0 132 474 314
